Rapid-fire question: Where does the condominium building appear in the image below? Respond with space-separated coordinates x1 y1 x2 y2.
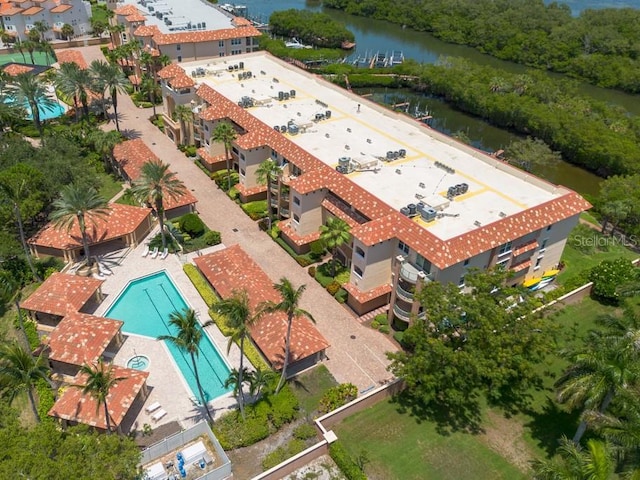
108 0 261 63
0 0 92 41
158 52 591 321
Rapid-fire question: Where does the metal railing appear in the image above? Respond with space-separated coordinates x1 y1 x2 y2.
395 284 414 301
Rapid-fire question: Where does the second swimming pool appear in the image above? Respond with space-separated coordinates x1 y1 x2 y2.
105 271 231 402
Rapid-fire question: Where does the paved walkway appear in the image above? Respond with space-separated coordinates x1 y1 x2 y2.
76 45 398 393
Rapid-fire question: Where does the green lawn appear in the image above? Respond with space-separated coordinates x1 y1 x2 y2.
91 4 110 24
334 399 527 480
290 365 338 416
97 173 123 201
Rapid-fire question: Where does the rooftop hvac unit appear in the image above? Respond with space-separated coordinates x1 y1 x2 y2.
407 203 417 216
278 91 284 101
399 149 407 157
474 220 482 227
459 182 469 194
290 89 296 98
400 207 411 216
239 62 244 70
284 92 290 100
274 125 280 132
419 205 437 222
281 125 286 132
325 110 331 119
288 124 299 135
386 151 394 160
336 157 352 174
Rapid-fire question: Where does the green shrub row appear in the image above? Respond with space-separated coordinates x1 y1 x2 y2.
14 315 39 349
329 441 367 480
213 385 299 449
183 264 217 307
36 378 55 423
262 438 307 470
335 288 348 304
293 423 318 440
240 200 268 220
326 281 341 296
243 341 271 372
177 144 197 157
319 383 358 413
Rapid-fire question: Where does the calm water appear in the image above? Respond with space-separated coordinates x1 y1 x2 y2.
105 271 231 402
235 0 639 195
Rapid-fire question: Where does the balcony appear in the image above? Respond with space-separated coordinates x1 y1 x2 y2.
399 262 434 284
395 283 414 302
393 304 425 323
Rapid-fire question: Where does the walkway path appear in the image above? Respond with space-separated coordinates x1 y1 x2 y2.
75 45 398 392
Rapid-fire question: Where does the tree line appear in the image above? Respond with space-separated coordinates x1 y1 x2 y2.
322 0 640 93
269 9 355 49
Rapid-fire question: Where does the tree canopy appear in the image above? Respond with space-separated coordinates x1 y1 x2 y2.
270 9 354 48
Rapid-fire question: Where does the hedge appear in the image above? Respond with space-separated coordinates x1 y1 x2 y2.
36 378 55 423
14 315 39 349
213 384 299 449
335 288 348 304
262 438 306 470
183 264 218 307
329 441 367 480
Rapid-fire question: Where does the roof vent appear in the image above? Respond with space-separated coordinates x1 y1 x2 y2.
347 128 351 133
499 211 507 218
395 169 402 174
418 182 425 188
325 133 330 138
345 145 350 150
474 220 482 227
366 138 372 143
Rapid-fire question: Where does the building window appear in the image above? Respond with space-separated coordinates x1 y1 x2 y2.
498 241 512 256
496 257 510 269
546 225 552 231
293 196 300 206
218 40 224 47
534 257 543 269
539 238 548 252
458 275 465 287
240 168 245 176
293 214 300 223
355 246 365 258
232 147 238 154
354 265 363 278
177 56 182 62
416 254 431 273
463 259 470 266
398 241 409 255
176 44 181 51
204 124 209 131
219 52 225 57
240 153 245 161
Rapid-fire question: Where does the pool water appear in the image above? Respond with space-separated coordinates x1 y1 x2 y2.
127 355 150 371
105 271 231 402
5 96 66 121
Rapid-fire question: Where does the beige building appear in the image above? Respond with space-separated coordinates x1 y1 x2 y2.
158 52 591 320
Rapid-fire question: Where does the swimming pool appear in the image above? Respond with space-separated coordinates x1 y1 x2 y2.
5 95 66 121
105 271 231 402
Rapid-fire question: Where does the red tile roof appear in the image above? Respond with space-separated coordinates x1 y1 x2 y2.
232 17 252 27
196 147 226 168
21 6 43 15
50 4 71 13
513 239 538 257
56 49 88 69
114 4 139 15
112 139 198 211
234 182 266 197
511 259 531 273
49 365 148 430
28 203 152 252
169 74 195 89
3 64 33 76
153 26 261 46
0 6 22 15
194 245 329 368
48 312 123 366
277 220 321 246
21 272 103 317
134 25 160 37
125 13 146 22
342 282 392 304
157 63 186 80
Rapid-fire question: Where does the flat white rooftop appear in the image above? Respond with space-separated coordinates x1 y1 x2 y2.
183 54 568 240
120 0 233 34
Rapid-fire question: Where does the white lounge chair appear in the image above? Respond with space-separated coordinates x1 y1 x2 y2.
149 247 159 259
145 401 161 414
141 245 150 257
92 272 106 280
98 263 112 276
151 408 167 422
159 248 169 260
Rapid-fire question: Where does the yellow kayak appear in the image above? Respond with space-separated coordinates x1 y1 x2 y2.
542 269 560 278
523 277 541 288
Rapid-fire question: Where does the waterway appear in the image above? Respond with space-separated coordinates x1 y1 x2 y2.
236 0 640 195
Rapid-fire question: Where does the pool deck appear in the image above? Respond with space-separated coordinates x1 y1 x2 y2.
90 238 241 429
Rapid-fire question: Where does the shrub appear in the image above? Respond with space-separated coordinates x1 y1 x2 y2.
203 230 222 246
308 266 316 277
296 256 313 267
213 385 299 449
309 240 325 256
379 325 390 334
262 439 307 470
589 258 638 303
14 316 39 349
374 314 388 325
36 378 55 423
335 288 348 303
208 308 235 336
326 281 341 296
183 264 218 307
241 200 268 220
179 213 205 237
370 320 380 330
393 331 405 345
319 383 358 413
185 146 197 157
329 441 367 480
293 423 317 440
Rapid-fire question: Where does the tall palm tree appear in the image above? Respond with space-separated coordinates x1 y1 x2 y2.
140 75 159 118
213 290 256 419
107 24 125 48
0 273 29 347
174 104 193 146
102 63 128 131
532 436 613 480
211 121 237 191
319 217 351 277
49 184 110 266
73 358 126 434
0 341 50 422
224 367 250 403
88 129 122 170
13 39 27 63
255 159 281 228
54 62 93 119
131 160 186 249
32 21 49 43
0 163 44 281
22 40 37 64
157 308 215 424
9 73 56 137
556 332 640 444
259 278 314 393
246 368 275 398
88 59 111 120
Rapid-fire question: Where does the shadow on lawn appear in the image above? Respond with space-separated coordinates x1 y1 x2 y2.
524 397 580 456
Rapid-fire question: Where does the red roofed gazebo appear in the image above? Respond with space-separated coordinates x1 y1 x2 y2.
28 203 153 263
47 312 124 377
194 245 329 373
21 272 104 326
49 365 149 434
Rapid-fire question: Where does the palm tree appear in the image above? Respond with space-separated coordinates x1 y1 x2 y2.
211 121 237 191
157 308 215 424
54 62 93 119
107 24 125 48
61 24 74 41
246 369 275 398
319 217 351 277
88 129 122 170
32 21 49 43
22 40 37 64
9 73 56 137
0 273 30 347
13 39 26 63
0 163 44 281
49 184 110 266
102 64 128 131
259 278 314 393
213 290 256 418
556 332 640 444
532 436 613 480
255 159 281 228
131 160 186 249
73 359 126 434
174 104 193 146
88 59 111 120
224 367 250 402
140 75 159 118
0 342 50 422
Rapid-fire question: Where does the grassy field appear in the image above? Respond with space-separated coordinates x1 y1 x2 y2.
290 364 337 416
97 173 123 201
332 297 624 479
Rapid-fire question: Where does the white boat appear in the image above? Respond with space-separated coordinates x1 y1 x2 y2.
285 37 305 49
390 50 404 65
